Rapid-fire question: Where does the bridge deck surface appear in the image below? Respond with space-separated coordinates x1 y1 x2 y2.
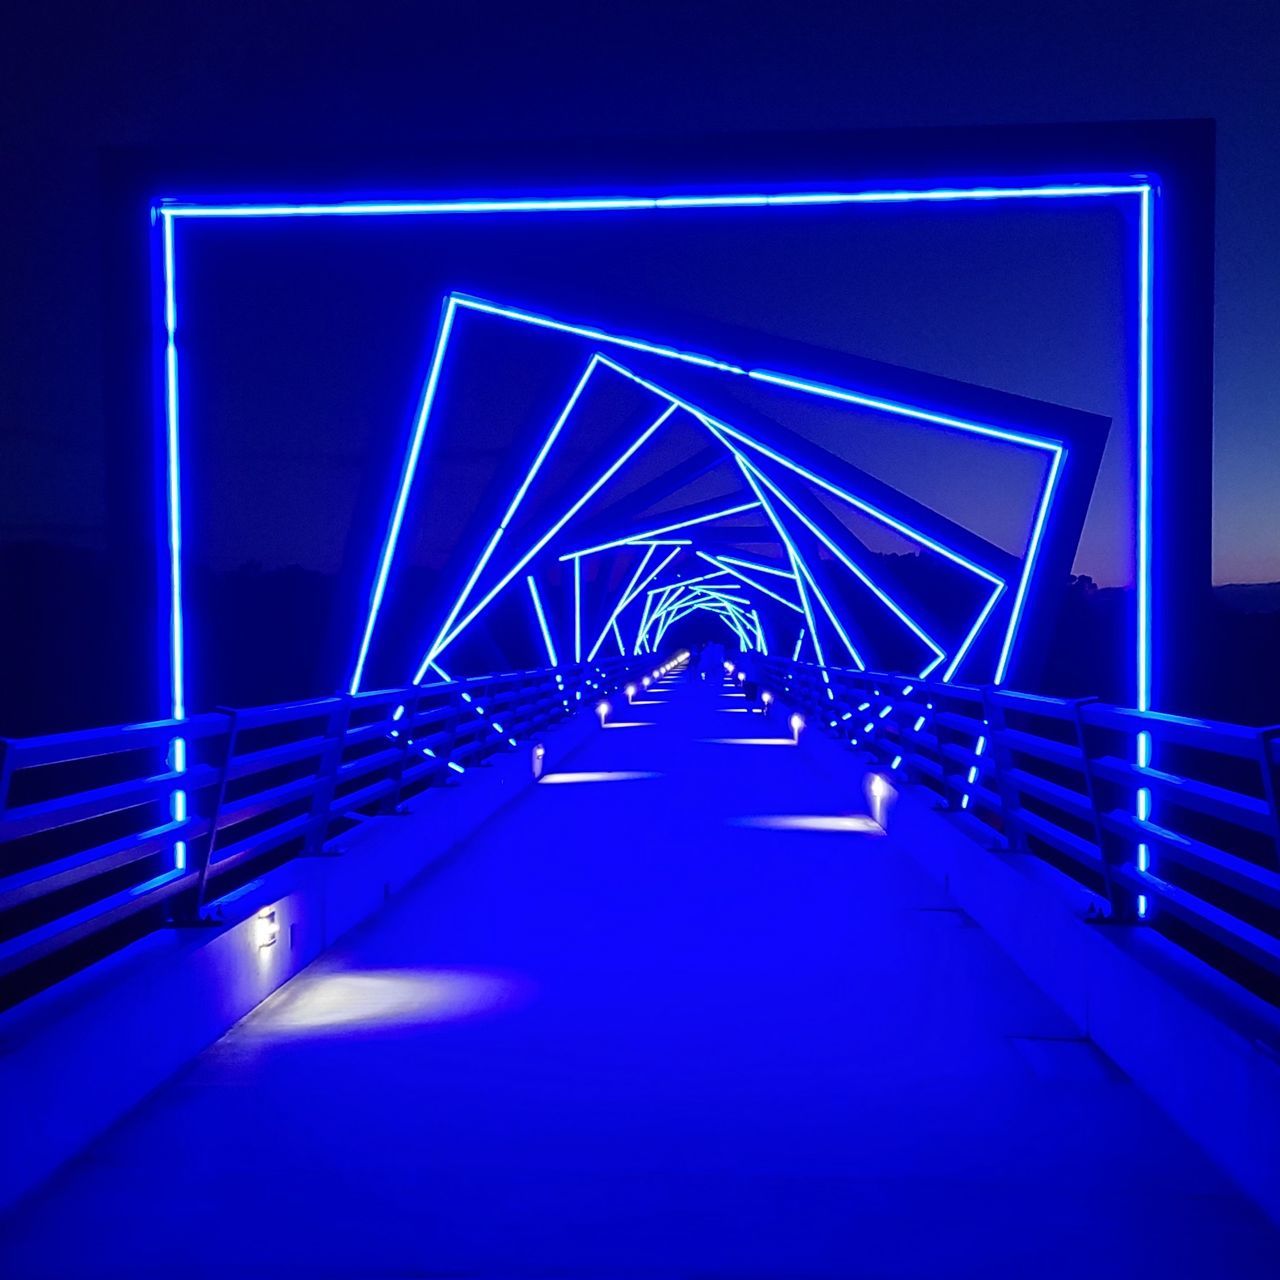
1 669 1275 1277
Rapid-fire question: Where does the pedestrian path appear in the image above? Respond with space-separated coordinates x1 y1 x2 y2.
1 664 1275 1277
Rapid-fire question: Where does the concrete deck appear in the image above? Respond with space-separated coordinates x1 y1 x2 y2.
1 668 1275 1277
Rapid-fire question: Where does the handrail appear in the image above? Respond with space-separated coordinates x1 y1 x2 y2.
757 656 1280 1006
6 651 1277 1010
0 657 647 1006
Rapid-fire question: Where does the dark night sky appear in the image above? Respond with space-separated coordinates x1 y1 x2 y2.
1 0 1277 582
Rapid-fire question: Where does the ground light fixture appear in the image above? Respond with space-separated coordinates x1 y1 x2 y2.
866 772 896 830
642 676 651 688
625 683 637 704
790 713 804 743
596 700 611 726
255 907 278 952
532 743 546 779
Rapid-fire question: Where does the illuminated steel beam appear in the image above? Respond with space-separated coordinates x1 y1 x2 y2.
525 575 559 666
419 401 679 675
560 501 760 560
694 551 803 613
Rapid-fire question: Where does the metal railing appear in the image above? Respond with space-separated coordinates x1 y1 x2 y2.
758 657 1280 1004
6 650 1277 1009
0 658 641 1005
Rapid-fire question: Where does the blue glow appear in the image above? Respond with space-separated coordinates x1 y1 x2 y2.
350 295 458 693
588 546 682 662
596 358 1016 683
421 402 679 673
561 501 759 560
730 449 861 668
160 183 1147 221
644 584 757 650
573 557 582 664
992 446 1065 684
1138 185 1153 717
743 463 946 676
747 368 1061 452
447 761 465 774
160 214 184 722
716 554 796 580
1135 187 1155 893
694 551 803 613
792 628 806 661
588 544 658 662
454 295 745 375
160 213 187 870
707 417 1014 678
159 180 1154 730
717 445 830 667
941 579 1007 684
525 575 559 667
421 354 600 677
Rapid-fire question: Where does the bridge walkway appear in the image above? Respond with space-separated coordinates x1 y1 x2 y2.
1 666 1275 1277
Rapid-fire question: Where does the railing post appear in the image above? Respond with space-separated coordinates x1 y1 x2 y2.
0 737 12 814
1069 698 1128 918
1256 725 1280 869
980 686 1024 851
185 709 240 920
385 688 416 815
305 696 352 855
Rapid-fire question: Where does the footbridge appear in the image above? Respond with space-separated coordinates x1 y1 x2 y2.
1 652 1278 1277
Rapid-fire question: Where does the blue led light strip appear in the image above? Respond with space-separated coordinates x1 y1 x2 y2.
419 401 680 674
715 553 795 580
354 270 1097 693
734 462 949 678
788 535 864 668
160 181 1154 907
594 357 1015 681
637 567 765 650
694 551 803 613
586 544 658 662
359 297 1056 687
560 501 760 559
161 184 1148 220
706 416 1015 678
415 354 603 682
349 295 459 693
642 581 733 647
727 448 839 668
1136 185 1155 909
587 546 682 662
573 557 583 663
652 593 750 646
525 574 559 666
160 213 187 870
